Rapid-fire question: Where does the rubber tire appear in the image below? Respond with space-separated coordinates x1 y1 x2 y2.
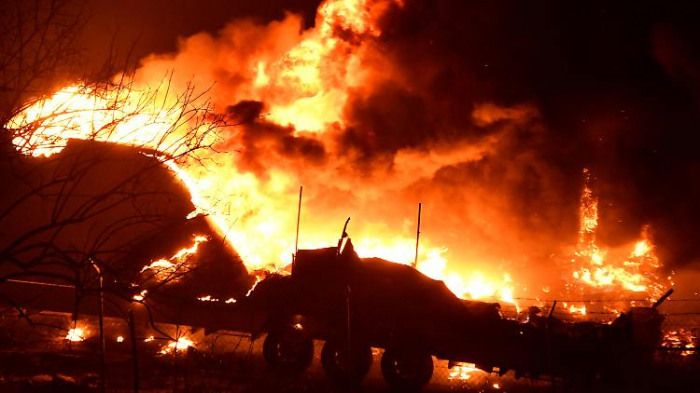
321 340 373 386
263 326 314 375
381 348 433 391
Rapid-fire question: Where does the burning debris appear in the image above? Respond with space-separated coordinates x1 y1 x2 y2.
663 329 698 357
159 337 195 355
65 327 87 342
139 234 209 282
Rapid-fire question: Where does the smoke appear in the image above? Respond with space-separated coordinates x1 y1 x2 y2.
104 0 700 291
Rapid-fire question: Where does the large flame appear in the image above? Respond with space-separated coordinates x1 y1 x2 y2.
4 0 670 308
570 169 666 299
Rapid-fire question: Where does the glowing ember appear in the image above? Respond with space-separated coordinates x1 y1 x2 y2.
197 295 219 302
65 327 87 342
116 336 125 343
225 298 237 304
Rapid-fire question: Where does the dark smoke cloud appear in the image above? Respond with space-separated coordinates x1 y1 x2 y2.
315 0 700 269
55 0 700 274
79 0 323 71
225 101 327 178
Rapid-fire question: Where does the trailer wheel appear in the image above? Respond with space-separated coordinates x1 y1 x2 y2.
321 339 373 386
263 326 314 374
381 348 433 391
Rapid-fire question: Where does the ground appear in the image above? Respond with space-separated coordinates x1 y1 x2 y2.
0 311 697 392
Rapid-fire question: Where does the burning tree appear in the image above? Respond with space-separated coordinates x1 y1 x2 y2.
0 0 83 125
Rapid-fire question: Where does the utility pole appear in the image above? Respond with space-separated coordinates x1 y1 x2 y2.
413 203 422 268
293 186 303 272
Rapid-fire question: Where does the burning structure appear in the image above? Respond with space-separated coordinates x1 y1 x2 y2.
1 0 699 391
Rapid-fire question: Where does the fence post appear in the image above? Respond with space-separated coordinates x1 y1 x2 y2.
128 309 139 393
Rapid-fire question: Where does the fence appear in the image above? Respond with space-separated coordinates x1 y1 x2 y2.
0 297 699 391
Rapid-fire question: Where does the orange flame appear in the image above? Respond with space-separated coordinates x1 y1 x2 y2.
571 169 666 299
663 329 697 357
160 336 195 354
4 0 671 311
140 235 208 282
65 327 87 342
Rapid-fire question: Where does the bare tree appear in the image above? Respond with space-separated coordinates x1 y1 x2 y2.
0 0 84 125
0 5 253 390
0 73 239 317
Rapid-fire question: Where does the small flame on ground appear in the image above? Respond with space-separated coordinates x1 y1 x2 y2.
160 337 195 354
116 336 124 343
65 327 87 342
448 363 484 381
133 289 148 301
663 329 697 357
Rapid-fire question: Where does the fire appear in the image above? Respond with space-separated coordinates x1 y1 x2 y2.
7 83 214 158
133 289 148 301
448 363 484 381
564 303 587 316
3 0 671 311
160 337 195 354
3 0 494 284
570 169 666 299
65 327 87 342
663 329 697 357
140 235 209 282
245 272 267 297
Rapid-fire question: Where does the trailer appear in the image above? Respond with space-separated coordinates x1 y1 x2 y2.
236 236 667 390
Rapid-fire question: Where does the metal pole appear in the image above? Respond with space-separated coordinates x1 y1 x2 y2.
91 260 106 393
128 309 139 393
547 301 557 393
295 186 303 255
413 203 422 268
98 271 106 393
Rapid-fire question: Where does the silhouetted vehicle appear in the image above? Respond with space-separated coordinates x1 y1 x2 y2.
240 235 667 390
0 227 667 391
